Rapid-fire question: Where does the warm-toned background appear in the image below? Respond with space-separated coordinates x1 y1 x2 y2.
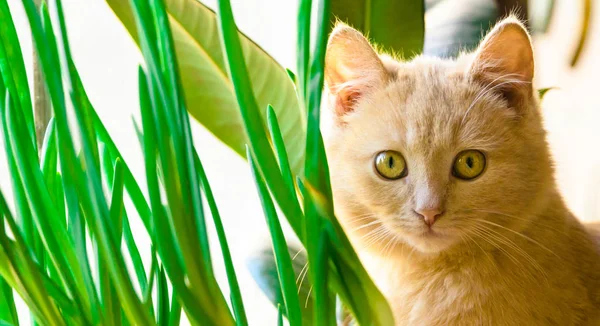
1 0 598 324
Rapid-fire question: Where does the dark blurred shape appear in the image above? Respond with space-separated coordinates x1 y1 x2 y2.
246 243 314 320
424 0 498 58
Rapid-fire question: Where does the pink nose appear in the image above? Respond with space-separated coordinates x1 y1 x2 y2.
414 208 444 226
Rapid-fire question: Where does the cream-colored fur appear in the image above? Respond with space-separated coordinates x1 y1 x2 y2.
323 18 600 325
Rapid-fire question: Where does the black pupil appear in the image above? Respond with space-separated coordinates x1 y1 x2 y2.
466 156 474 169
388 156 395 168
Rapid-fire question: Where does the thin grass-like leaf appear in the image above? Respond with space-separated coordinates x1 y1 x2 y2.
194 150 247 325
130 5 233 322
570 0 591 66
302 1 334 322
267 105 295 199
0 276 17 325
215 0 304 237
39 0 153 322
297 0 312 102
0 0 35 146
157 266 169 326
0 191 63 325
138 66 222 325
168 292 182 326
247 149 302 326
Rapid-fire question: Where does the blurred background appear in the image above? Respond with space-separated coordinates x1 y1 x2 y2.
1 0 598 324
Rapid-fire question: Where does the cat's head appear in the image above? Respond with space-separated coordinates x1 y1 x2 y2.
323 18 555 255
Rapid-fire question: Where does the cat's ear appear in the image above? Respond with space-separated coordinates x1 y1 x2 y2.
325 23 387 117
469 17 534 109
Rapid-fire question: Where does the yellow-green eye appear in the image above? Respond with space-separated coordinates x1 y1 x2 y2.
375 151 407 180
453 150 486 180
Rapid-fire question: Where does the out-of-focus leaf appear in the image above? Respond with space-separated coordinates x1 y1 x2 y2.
331 0 425 58
424 0 498 58
530 0 555 33
105 0 305 174
247 244 313 322
538 87 556 100
570 0 591 66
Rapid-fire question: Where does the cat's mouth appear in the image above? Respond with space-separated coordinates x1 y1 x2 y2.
420 228 442 238
396 224 459 253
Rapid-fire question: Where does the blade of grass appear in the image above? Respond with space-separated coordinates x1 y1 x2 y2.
0 26 37 261
20 2 103 320
168 291 182 326
215 0 304 237
138 66 220 325
143 252 158 311
301 0 335 323
2 89 91 321
301 183 333 325
157 266 169 326
145 0 215 280
193 149 247 325
297 0 312 103
0 0 35 147
130 4 229 320
277 305 283 326
247 149 302 326
47 0 154 322
0 190 63 325
266 105 295 198
100 158 127 326
94 110 153 234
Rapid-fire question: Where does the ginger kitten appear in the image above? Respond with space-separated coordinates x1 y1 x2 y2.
323 17 600 325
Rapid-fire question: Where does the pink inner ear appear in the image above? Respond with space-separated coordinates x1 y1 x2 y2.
334 86 361 116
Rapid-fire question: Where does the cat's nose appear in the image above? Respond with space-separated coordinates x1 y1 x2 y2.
414 208 444 226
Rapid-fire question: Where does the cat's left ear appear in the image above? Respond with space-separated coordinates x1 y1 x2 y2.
325 23 388 117
469 17 534 109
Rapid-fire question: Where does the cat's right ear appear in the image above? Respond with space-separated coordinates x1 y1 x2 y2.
325 24 387 117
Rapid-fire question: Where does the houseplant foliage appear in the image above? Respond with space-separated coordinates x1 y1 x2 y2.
0 0 396 324
0 0 589 325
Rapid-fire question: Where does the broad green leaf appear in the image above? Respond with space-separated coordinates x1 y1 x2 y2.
331 0 425 57
105 0 306 175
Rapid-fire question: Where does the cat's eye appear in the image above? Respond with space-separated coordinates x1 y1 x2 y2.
453 150 486 180
375 150 408 180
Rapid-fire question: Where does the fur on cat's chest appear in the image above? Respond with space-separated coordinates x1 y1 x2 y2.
379 264 490 325
365 254 593 325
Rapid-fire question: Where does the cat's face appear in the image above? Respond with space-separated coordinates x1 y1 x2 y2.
323 19 554 255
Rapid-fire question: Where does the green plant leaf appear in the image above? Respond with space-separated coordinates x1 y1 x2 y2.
0 273 17 325
247 150 302 326
0 0 35 148
105 0 305 175
570 0 591 66
194 150 247 325
538 87 557 100
331 0 425 57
